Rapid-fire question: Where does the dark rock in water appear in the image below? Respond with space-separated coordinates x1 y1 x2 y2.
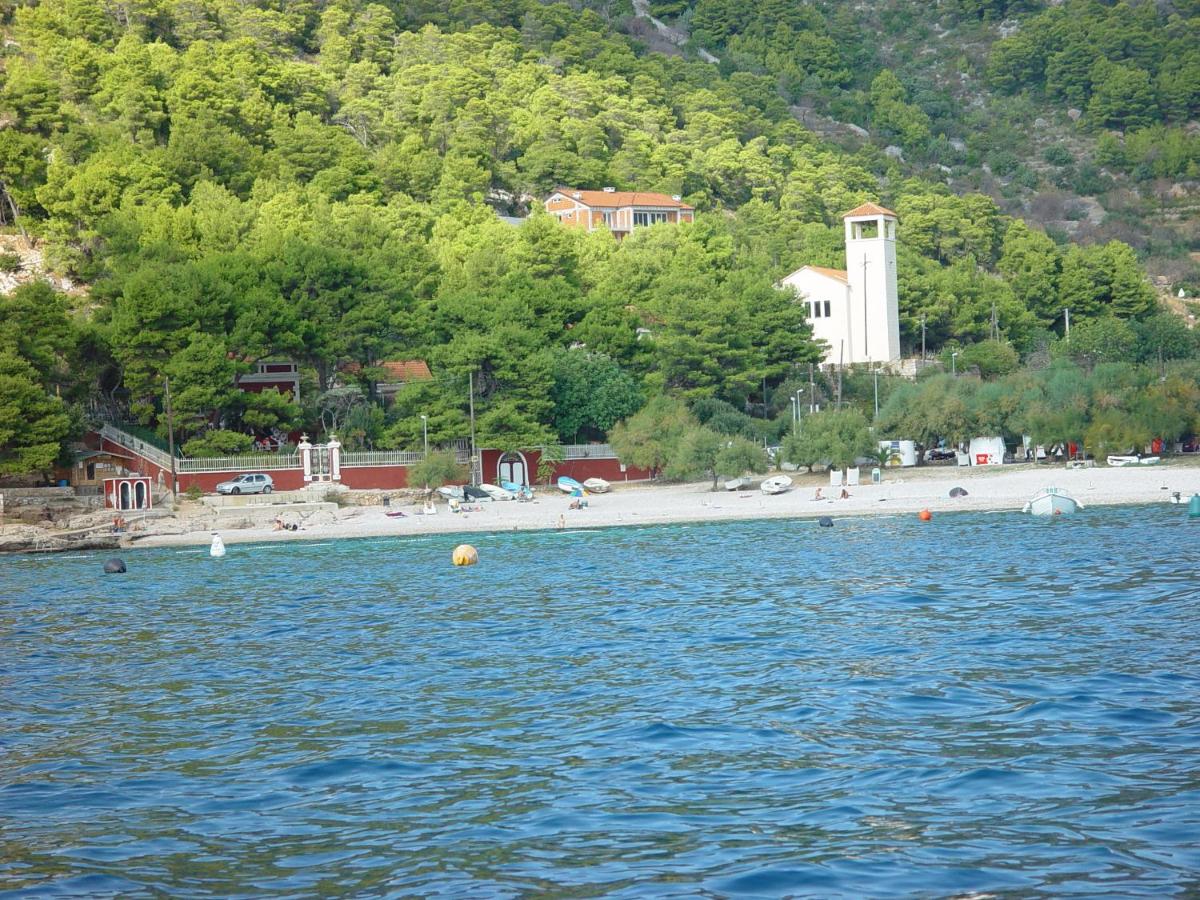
103 558 127 574
818 516 834 527
949 487 968 498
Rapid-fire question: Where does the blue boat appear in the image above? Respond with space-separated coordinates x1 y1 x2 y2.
557 476 584 495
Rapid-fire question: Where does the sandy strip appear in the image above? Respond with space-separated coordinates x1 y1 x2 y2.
129 462 1200 549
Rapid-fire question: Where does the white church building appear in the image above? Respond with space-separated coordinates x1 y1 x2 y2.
780 202 901 366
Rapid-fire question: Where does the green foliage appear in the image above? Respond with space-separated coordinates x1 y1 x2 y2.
0 0 1189 462
180 429 254 458
957 340 1021 380
406 450 465 491
549 349 643 443
608 395 697 475
0 351 73 477
783 408 873 474
0 252 22 273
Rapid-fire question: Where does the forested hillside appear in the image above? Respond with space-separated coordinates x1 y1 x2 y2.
0 0 1195 477
648 0 1200 292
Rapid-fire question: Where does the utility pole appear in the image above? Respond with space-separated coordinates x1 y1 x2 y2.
990 297 998 341
808 362 815 414
468 371 478 485
164 376 177 497
873 367 880 419
1064 307 1071 341
837 340 844 410
920 313 927 360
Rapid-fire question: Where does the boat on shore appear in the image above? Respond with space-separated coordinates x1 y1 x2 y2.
1023 487 1082 516
761 475 793 496
557 476 584 494
582 477 610 493
1107 455 1160 467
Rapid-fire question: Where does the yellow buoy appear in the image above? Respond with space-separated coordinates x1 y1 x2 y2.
452 544 479 566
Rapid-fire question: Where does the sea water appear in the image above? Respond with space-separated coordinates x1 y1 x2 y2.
1 507 1198 896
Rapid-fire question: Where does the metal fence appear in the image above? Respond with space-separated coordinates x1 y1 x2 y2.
562 443 615 459
100 424 174 470
176 454 301 473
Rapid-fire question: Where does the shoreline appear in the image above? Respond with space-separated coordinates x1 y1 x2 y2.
124 462 1199 550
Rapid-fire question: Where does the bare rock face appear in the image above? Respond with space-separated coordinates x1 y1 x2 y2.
884 145 904 160
1067 108 1082 121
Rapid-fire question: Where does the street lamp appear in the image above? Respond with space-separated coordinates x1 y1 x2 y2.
420 414 428 457
792 389 804 433
951 351 959 377
873 367 880 419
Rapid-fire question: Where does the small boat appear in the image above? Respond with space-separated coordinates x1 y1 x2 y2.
436 485 464 501
760 475 793 496
1108 454 1161 467
582 477 610 493
724 477 747 491
501 480 534 500
462 485 492 501
479 483 515 501
557 476 584 494
1023 487 1082 516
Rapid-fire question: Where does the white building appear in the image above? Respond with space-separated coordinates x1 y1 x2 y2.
780 202 901 366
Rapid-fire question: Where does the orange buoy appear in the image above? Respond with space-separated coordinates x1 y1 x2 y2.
452 544 479 566
918 509 932 521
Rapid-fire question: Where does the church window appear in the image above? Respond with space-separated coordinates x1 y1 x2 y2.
811 301 820 318
823 300 831 317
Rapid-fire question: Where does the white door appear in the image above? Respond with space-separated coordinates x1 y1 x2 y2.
498 452 527 486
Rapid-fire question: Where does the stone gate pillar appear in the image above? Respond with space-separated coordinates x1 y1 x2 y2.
327 434 342 482
298 434 313 482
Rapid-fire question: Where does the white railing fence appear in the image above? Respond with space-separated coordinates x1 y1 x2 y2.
561 443 615 459
177 454 301 473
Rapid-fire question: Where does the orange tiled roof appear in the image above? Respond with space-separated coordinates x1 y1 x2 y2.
805 265 848 283
342 360 433 382
553 188 693 210
843 202 897 219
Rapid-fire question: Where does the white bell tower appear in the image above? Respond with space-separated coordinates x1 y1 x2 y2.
843 203 900 364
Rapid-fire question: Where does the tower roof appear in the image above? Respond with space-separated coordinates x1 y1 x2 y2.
842 202 897 219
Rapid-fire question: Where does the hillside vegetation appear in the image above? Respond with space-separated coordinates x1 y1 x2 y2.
649 0 1200 291
0 0 1196 477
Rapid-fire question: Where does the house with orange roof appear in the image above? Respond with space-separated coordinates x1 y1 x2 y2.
544 187 694 237
340 359 433 405
780 203 901 366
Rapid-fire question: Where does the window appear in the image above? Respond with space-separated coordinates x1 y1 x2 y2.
633 211 669 227
602 211 614 227
823 300 831 318
810 301 821 319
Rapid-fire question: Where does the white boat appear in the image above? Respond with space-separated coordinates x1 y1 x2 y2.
760 475 793 496
1023 487 1082 516
436 485 465 501
478 483 515 501
582 477 610 493
1108 455 1161 467
724 477 747 491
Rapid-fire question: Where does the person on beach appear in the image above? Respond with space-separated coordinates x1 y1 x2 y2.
839 488 850 499
813 488 823 501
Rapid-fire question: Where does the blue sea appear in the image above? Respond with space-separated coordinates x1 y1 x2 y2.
2 507 1199 897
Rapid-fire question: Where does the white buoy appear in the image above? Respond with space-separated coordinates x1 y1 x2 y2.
210 533 226 558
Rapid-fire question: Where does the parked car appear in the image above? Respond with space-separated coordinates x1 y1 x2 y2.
925 448 957 462
215 473 274 495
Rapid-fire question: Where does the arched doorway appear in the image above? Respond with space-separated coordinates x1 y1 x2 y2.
497 451 528 487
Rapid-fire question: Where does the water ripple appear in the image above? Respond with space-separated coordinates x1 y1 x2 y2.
2 506 1199 895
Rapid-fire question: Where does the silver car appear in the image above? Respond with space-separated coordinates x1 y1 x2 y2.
215 473 274 495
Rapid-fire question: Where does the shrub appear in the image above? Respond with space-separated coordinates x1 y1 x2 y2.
0 251 22 273
181 430 255 458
